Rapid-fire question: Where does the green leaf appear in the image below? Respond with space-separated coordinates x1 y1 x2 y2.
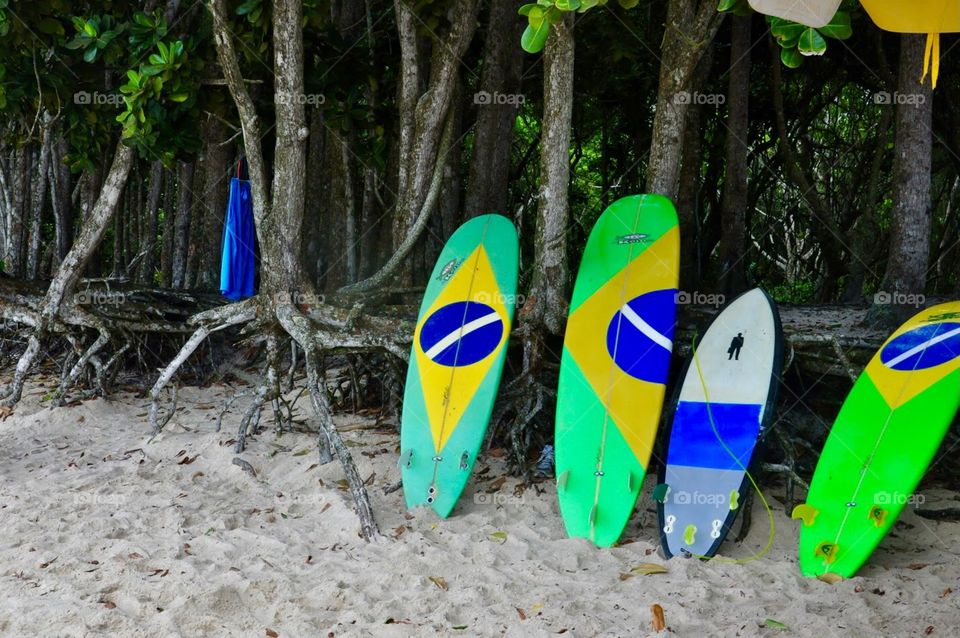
769 18 805 48
763 619 788 630
519 4 544 20
798 28 827 56
168 92 189 103
780 46 803 68
556 0 581 11
64 36 89 50
617 0 639 8
520 21 550 53
82 20 97 37
489 531 508 543
83 46 98 63
818 11 852 40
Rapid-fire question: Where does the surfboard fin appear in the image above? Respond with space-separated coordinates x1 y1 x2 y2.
557 470 570 491
815 541 838 565
652 483 670 504
589 504 598 536
683 524 697 545
791 503 819 527
398 449 413 469
626 472 634 493
459 451 469 470
868 505 887 528
728 490 740 511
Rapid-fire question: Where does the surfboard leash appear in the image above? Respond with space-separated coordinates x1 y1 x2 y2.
687 331 776 565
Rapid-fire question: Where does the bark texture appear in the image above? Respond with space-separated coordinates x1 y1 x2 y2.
718 15 751 295
646 0 724 199
877 35 933 321
464 0 525 218
526 15 574 337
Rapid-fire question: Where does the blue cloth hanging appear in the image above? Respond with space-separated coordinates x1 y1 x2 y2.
220 176 256 301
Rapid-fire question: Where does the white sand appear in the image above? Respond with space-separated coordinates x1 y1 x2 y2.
1 382 959 637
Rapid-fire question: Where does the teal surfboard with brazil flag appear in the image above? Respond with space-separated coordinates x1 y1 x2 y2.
399 214 519 517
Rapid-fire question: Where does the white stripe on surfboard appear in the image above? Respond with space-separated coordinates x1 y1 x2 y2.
619 303 672 352
885 324 960 369
424 310 501 360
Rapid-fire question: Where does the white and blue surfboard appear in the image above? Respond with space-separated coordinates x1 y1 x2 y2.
657 288 782 558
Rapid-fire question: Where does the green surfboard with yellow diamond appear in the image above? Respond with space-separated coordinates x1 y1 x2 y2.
793 301 960 578
400 214 519 518
555 194 680 546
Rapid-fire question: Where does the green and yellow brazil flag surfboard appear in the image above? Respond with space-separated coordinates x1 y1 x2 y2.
794 301 960 578
400 214 519 518
556 194 680 547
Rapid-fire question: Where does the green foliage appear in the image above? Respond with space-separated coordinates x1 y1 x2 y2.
65 15 124 63
519 0 638 54
719 2 853 68
769 279 818 304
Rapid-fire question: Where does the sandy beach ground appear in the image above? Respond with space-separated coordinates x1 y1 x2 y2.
1 381 959 637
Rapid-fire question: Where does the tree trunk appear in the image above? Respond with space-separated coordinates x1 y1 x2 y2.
50 133 74 269
171 160 194 289
27 122 53 279
197 116 233 288
463 0 525 218
525 14 575 337
875 35 933 322
262 0 308 294
718 15 751 295
303 107 326 288
139 161 164 284
385 0 480 286
3 147 31 277
646 0 724 198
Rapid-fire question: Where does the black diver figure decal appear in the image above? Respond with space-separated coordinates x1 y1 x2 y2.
728 332 744 361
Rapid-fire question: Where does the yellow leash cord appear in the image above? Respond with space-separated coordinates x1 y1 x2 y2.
685 332 777 564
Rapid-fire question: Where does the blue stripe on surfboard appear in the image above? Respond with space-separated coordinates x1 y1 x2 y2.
666 401 763 471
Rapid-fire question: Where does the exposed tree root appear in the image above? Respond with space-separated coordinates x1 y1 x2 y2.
144 295 407 541
492 328 557 476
